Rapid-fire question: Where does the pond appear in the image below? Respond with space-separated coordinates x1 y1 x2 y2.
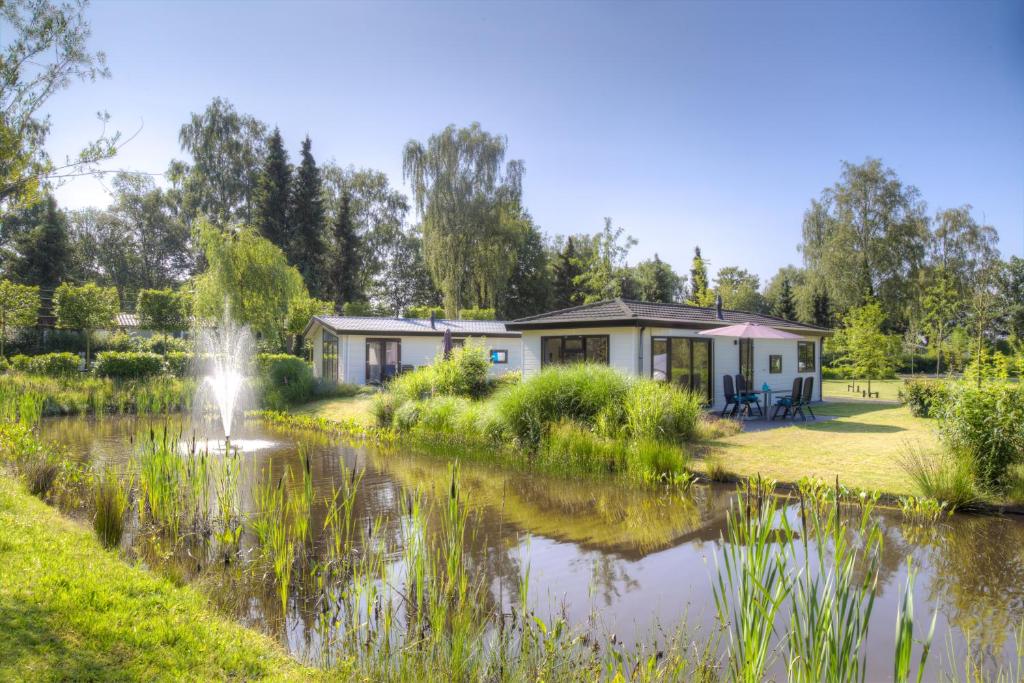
42 415 1024 677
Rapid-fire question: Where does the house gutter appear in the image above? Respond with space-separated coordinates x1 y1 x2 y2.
637 322 646 376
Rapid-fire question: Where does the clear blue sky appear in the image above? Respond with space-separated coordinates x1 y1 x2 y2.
47 0 1024 283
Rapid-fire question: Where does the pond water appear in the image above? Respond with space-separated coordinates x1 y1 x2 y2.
42 415 1024 677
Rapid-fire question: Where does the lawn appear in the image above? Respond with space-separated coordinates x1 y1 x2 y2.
293 392 377 425
697 402 939 495
822 378 906 402
0 474 313 682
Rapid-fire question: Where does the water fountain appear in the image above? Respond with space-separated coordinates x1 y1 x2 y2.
194 311 268 452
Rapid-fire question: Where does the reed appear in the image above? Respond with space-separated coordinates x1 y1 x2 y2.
93 467 132 549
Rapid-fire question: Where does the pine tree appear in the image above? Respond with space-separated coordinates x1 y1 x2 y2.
812 287 832 328
288 136 327 298
252 127 291 251
774 276 797 320
688 246 713 306
6 196 72 311
330 192 362 309
552 237 584 309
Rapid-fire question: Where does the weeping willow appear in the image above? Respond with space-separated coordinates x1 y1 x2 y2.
403 123 524 317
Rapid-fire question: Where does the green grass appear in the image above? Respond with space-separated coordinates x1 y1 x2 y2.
0 473 313 682
697 402 939 494
823 378 905 402
291 393 377 426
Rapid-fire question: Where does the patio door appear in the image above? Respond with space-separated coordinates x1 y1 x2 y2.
651 337 712 404
322 331 339 383
739 339 754 390
365 338 400 385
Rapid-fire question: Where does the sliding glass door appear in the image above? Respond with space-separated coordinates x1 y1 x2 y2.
651 337 712 404
322 331 338 383
366 338 400 384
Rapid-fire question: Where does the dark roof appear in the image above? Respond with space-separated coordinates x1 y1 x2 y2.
304 316 520 338
507 299 830 334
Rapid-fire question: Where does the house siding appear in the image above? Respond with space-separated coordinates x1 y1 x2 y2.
311 327 521 385
521 325 825 410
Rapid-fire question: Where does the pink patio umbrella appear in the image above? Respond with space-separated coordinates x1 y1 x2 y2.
697 322 803 340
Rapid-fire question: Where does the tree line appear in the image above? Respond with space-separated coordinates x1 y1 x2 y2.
2 1 1021 365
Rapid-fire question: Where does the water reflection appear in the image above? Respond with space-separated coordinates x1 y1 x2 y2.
40 415 1024 675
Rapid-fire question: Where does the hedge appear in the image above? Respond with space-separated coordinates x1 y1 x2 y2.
9 353 80 377
92 351 166 380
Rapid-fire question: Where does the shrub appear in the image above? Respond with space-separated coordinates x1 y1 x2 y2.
938 383 1024 492
11 352 80 377
458 307 496 320
259 355 314 409
393 399 424 432
143 334 191 354
163 351 193 378
406 305 445 319
900 379 950 418
387 344 491 405
93 351 166 380
494 364 632 448
898 443 980 509
821 366 852 380
371 392 398 427
101 331 142 352
703 455 732 482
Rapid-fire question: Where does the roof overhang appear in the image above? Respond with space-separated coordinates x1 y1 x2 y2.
302 316 521 339
507 317 830 336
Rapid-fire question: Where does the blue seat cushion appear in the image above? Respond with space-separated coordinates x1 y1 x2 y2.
775 397 793 406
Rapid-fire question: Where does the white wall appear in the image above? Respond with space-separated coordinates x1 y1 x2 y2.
521 326 825 410
311 326 521 385
521 327 641 378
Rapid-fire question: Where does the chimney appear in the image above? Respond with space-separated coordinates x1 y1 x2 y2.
429 310 435 329
715 294 723 320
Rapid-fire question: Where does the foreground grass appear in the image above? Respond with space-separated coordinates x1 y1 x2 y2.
292 393 377 426
698 402 937 494
0 474 313 682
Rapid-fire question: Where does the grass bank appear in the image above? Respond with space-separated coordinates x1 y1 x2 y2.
0 372 194 416
0 473 312 681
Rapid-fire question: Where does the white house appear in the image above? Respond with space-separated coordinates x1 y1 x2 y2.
304 315 522 385
506 298 830 412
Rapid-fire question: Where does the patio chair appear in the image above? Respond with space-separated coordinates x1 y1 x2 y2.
792 376 816 421
772 377 803 420
734 374 762 417
722 375 741 417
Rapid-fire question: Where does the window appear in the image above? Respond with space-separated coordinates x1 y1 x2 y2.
490 349 508 364
797 341 815 372
651 337 713 404
769 355 782 374
540 335 610 366
739 339 754 389
322 331 338 383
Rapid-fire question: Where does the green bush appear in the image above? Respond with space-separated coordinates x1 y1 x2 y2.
371 392 398 426
101 331 143 352
458 307 496 320
822 366 852 380
938 382 1024 492
898 443 980 509
163 352 193 378
259 355 314 409
143 335 191 354
900 379 950 418
406 305 445 319
387 344 491 405
93 352 166 380
10 353 80 377
494 364 632 448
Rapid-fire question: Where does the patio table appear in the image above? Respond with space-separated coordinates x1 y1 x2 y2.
744 388 785 421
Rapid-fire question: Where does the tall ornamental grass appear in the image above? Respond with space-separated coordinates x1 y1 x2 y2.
493 364 631 448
